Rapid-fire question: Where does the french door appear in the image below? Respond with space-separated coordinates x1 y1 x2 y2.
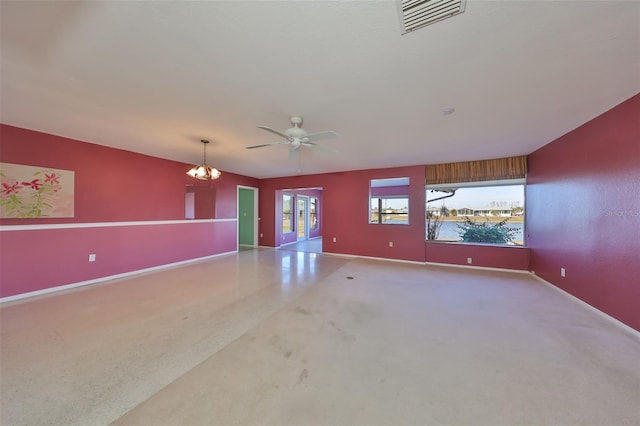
297 196 309 241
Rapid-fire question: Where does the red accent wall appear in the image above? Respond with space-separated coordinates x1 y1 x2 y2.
0 125 256 224
260 166 427 262
0 125 257 298
197 187 217 219
2 126 183 223
426 242 530 270
527 94 640 331
260 167 530 268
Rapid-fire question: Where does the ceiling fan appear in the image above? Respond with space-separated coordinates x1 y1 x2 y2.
246 115 338 160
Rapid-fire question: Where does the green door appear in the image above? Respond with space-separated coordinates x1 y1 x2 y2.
238 188 255 246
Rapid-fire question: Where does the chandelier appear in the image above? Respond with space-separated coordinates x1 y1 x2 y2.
186 139 221 180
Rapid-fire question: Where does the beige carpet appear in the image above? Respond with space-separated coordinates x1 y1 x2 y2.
1 249 638 425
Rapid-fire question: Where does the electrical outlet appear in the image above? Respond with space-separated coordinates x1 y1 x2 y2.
333 237 337 243
389 241 393 247
561 268 566 277
89 254 96 262
260 233 263 238
467 257 472 264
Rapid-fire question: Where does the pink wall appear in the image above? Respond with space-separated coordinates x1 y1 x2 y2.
0 125 258 298
2 126 184 223
426 242 530 270
527 94 640 331
0 125 257 224
0 221 236 297
192 187 216 219
260 166 427 262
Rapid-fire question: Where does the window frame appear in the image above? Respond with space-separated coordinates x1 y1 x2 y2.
282 192 294 234
369 177 410 225
426 178 526 246
310 197 318 230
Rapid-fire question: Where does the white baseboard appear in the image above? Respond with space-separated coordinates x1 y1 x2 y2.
425 261 531 274
355 254 426 266
323 251 424 266
307 251 531 272
0 250 237 304
278 241 299 247
320 251 356 259
529 273 640 338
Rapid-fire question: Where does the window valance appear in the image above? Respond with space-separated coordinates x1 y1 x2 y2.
425 156 527 185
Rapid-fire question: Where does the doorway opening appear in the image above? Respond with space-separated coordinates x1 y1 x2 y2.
277 188 323 253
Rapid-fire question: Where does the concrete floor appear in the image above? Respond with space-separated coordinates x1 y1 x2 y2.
1 249 639 425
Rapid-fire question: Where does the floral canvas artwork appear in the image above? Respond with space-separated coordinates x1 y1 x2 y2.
1 163 74 218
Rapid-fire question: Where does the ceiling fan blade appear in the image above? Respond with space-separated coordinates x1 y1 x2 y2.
305 130 337 142
245 141 288 149
257 125 290 140
304 141 338 154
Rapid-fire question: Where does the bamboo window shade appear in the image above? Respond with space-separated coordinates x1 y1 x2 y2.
425 156 527 185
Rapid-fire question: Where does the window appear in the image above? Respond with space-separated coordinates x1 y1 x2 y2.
370 177 410 225
282 193 293 233
426 180 525 245
310 197 318 230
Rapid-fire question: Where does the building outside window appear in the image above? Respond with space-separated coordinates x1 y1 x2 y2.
426 182 525 245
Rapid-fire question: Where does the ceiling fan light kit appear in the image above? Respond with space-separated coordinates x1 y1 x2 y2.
187 139 222 180
246 115 338 158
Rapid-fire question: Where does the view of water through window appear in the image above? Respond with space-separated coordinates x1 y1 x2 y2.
434 220 524 242
426 184 525 245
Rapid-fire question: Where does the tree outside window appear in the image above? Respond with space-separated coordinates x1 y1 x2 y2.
426 183 525 245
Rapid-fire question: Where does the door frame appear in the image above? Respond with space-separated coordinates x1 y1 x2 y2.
237 185 259 248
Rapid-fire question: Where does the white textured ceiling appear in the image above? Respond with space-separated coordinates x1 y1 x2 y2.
1 1 638 179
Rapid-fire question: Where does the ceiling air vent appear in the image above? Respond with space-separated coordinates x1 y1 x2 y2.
398 0 466 34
